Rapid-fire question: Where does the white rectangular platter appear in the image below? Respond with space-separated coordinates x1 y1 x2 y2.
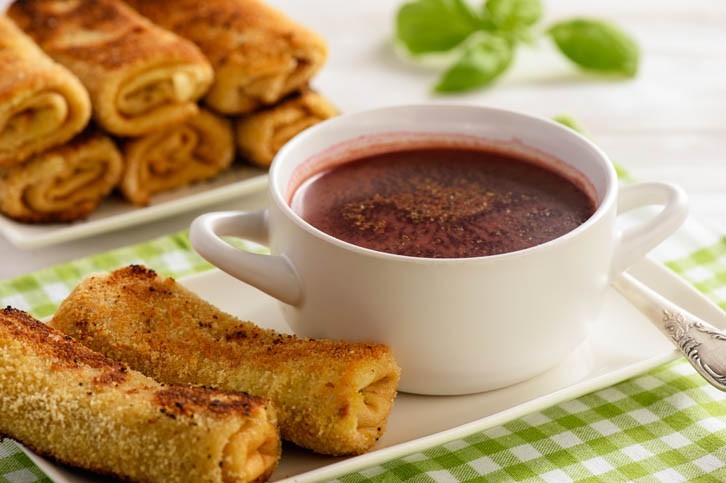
23 257 726 482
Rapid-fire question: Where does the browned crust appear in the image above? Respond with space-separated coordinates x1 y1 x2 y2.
119 108 234 206
8 0 213 136
155 385 268 418
0 128 123 223
0 16 72 105
243 88 338 118
2 304 273 418
8 0 208 71
0 16 91 167
124 0 327 114
0 306 279 481
99 265 392 365
0 209 93 224
235 89 339 167
0 306 128 384
125 0 324 64
51 265 401 455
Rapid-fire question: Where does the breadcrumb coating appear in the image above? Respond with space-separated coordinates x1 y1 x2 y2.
51 265 401 455
0 16 90 166
124 0 327 115
0 306 280 482
235 89 338 168
8 0 213 136
0 129 122 223
119 108 234 206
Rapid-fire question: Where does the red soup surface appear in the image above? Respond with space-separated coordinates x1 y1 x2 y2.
290 146 597 258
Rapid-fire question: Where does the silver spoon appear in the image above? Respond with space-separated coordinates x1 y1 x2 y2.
612 273 726 391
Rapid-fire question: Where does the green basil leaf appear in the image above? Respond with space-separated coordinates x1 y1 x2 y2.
548 19 640 77
396 0 482 54
435 35 513 92
484 0 543 30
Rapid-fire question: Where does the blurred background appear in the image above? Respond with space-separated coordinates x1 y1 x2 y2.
270 0 726 230
0 0 724 276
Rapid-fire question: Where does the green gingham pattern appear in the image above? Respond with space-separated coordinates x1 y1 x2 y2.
0 231 212 320
0 445 47 483
335 361 726 483
665 237 726 313
1 229 725 482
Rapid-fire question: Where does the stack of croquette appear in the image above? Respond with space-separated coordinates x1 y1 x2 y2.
0 0 337 222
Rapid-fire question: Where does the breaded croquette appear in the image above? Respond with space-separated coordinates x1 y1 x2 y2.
8 0 213 136
51 265 401 456
0 307 280 483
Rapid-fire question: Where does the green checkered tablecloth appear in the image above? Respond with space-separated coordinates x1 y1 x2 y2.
1 221 725 482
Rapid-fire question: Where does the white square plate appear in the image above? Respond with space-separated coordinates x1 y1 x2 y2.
21 257 726 482
0 165 267 248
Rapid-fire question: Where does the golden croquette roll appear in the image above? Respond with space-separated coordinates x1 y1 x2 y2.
235 90 338 168
124 0 327 115
8 0 213 137
0 307 280 483
0 16 90 167
0 130 123 223
51 265 401 456
119 108 234 206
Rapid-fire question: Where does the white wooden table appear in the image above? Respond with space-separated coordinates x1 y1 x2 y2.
1 0 724 280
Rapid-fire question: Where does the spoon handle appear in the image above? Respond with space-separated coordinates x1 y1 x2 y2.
612 273 726 391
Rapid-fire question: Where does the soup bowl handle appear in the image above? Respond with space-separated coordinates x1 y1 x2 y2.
610 182 689 279
190 210 302 306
